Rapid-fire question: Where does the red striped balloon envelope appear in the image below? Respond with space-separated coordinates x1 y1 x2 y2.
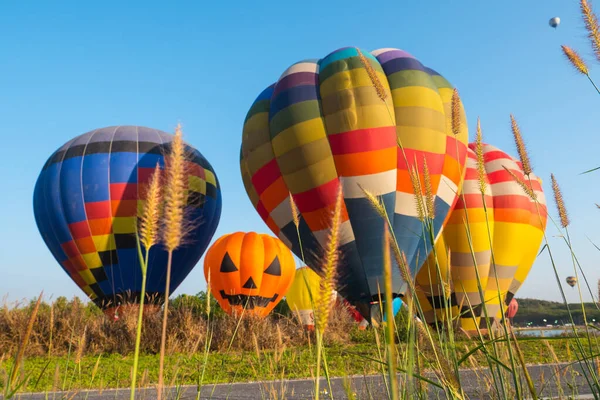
416 143 547 332
239 47 469 321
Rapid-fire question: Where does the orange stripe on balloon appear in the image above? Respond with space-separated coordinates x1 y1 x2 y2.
301 203 350 231
333 147 396 177
260 176 289 213
493 208 531 224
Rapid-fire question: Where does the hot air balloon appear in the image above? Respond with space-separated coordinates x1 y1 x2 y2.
549 17 560 28
239 46 469 322
566 276 577 288
33 126 222 317
416 143 547 333
286 266 336 330
203 232 295 317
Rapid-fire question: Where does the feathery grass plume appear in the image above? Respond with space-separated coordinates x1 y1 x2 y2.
315 185 343 333
502 166 536 200
510 114 532 176
358 184 386 218
163 124 188 252
139 163 163 250
356 48 387 101
289 192 305 262
562 45 590 75
131 162 163 400
313 183 343 400
451 88 461 136
475 118 487 195
289 192 300 228
158 123 189 400
551 173 570 228
408 165 426 221
422 157 435 219
581 0 600 61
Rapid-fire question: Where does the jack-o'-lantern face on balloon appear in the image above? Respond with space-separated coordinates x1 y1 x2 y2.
204 232 295 317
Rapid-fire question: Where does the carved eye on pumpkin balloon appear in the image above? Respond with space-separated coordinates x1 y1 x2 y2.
204 232 295 317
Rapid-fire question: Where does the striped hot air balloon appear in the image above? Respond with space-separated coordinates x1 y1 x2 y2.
33 126 222 316
240 47 469 321
415 143 547 332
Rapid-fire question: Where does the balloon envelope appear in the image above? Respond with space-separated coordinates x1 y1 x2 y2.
286 266 336 329
33 126 222 312
240 46 469 321
566 276 577 287
416 143 547 332
549 17 560 28
203 232 296 317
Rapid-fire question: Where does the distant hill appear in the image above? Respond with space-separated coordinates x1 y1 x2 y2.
512 298 600 326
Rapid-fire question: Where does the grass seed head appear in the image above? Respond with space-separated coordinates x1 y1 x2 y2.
408 166 426 222
561 45 590 75
451 88 461 136
475 118 487 195
581 0 600 62
289 193 300 228
422 158 435 220
163 123 188 252
502 166 537 200
315 184 343 334
356 48 388 102
510 114 532 176
139 163 163 250
359 184 387 219
551 173 570 228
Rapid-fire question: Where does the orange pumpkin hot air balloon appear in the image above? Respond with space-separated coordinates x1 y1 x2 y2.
416 143 547 332
203 232 295 317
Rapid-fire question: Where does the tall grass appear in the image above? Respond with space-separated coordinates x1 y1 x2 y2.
157 123 189 400
5 2 600 398
131 163 163 400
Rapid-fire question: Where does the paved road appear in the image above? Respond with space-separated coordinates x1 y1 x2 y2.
3 362 597 399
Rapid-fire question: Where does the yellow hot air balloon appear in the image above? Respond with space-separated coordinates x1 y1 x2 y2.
416 142 548 333
566 276 577 288
286 266 336 330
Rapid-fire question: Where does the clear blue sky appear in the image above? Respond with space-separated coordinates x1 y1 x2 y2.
1 0 599 305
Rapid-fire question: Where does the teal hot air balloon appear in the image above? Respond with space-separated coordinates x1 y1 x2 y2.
33 126 222 316
239 47 469 321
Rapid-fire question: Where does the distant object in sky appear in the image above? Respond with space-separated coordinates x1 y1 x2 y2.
549 17 560 28
566 276 577 287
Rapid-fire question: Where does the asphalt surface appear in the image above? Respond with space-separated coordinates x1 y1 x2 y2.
2 362 596 399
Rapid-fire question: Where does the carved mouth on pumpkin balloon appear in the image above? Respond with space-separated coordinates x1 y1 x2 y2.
219 290 279 309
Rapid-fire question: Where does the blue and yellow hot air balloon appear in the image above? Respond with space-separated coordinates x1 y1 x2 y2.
240 47 469 321
33 126 222 316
